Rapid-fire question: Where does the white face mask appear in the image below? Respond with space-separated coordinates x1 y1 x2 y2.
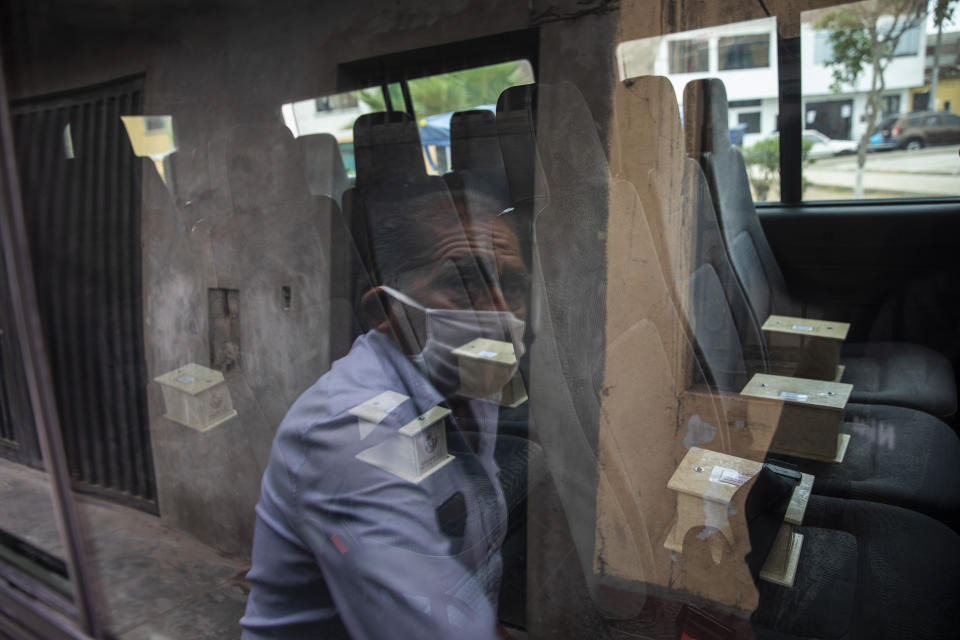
379 286 526 399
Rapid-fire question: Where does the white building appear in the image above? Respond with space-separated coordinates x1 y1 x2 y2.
617 12 927 147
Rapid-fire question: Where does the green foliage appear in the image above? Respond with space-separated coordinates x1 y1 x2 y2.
355 61 534 118
357 88 386 112
814 1 927 94
741 136 815 201
933 0 958 27
816 12 872 94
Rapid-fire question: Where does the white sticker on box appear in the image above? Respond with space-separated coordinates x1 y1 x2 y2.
176 375 196 384
779 391 809 402
791 324 814 331
710 466 752 487
477 350 499 358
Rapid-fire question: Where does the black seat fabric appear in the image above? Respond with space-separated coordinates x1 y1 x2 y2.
753 496 960 640
496 85 543 207
683 78 957 418
684 162 960 520
353 110 426 187
451 109 507 175
620 75 960 521
445 109 512 223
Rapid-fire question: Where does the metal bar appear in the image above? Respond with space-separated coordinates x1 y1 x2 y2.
77 99 99 486
102 95 124 495
121 87 154 502
777 34 802 205
91 96 109 489
0 52 107 638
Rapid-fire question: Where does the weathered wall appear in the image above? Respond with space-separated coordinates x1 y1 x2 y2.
4 0 534 556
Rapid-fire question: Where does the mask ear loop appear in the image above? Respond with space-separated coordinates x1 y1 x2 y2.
377 286 430 355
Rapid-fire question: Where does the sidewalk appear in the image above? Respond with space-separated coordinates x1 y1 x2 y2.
0 458 250 639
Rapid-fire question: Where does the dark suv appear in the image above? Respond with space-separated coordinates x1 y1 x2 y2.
885 110 960 150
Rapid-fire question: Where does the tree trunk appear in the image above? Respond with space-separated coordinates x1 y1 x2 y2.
931 21 944 110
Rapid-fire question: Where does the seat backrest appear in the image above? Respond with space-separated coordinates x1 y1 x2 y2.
446 109 512 226
683 78 800 322
611 76 691 317
529 81 658 613
612 76 776 612
296 132 349 204
530 81 751 618
496 85 543 207
353 111 425 187
686 163 763 392
451 109 505 174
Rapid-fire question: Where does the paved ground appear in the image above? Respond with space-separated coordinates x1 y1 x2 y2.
0 458 250 639
805 146 960 197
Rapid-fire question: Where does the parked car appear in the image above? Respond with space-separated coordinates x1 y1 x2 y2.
881 110 960 150
868 115 900 151
802 129 858 159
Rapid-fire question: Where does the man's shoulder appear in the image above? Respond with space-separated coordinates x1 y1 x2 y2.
272 331 437 462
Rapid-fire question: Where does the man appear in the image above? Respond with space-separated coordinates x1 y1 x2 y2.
241 189 530 639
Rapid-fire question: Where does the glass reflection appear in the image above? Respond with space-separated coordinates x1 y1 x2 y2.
121 115 176 185
242 137 530 638
0 253 73 601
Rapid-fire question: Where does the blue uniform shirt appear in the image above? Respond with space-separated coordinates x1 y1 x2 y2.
241 330 508 639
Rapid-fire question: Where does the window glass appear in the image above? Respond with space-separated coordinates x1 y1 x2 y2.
802 1 960 200
738 111 762 133
618 17 780 201
5 1 960 639
282 88 383 184
406 60 534 174
717 33 770 70
669 39 709 73
0 245 74 604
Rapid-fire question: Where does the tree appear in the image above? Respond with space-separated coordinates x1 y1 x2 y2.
742 136 780 201
930 0 958 110
742 136 814 201
815 0 927 197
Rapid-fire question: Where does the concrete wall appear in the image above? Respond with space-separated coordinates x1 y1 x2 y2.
4 0 534 557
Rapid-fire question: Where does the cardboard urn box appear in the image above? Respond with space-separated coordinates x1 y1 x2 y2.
451 337 527 407
664 447 763 560
154 363 237 432
740 373 853 462
762 315 849 381
355 405 454 483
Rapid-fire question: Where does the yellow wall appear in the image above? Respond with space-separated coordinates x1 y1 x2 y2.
911 77 960 113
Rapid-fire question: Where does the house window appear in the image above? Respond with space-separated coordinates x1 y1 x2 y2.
668 39 709 74
718 34 770 70
814 30 834 64
892 23 921 57
738 111 762 134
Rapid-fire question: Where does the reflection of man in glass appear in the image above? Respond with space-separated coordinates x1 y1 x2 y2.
241 195 529 640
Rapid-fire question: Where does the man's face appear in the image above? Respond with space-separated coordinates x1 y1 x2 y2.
388 215 529 350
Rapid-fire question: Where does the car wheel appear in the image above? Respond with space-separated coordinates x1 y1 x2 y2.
905 138 924 150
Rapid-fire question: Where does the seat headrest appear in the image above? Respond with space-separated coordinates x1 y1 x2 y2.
450 109 503 172
497 83 537 115
353 111 425 186
683 78 732 158
296 132 349 201
617 75 684 179
497 84 539 204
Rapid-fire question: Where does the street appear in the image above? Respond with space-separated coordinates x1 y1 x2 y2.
805 146 960 197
